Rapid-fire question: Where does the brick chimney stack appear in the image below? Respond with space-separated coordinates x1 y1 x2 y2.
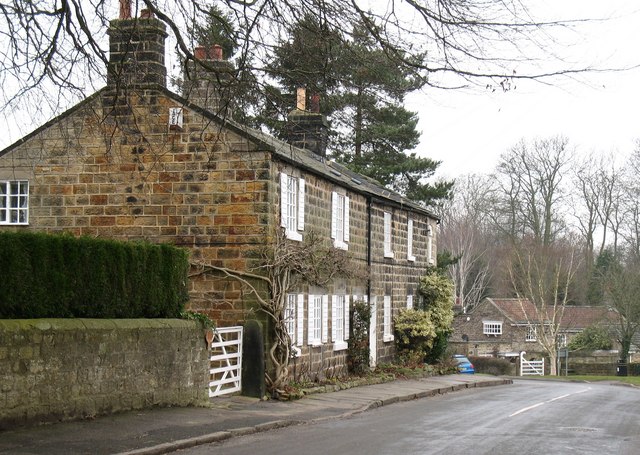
107 6 168 88
182 45 235 118
287 89 329 158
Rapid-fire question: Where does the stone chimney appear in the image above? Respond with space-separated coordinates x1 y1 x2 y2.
107 6 168 88
182 45 235 117
287 88 329 157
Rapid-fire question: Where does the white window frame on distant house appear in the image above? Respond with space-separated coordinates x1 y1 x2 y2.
308 294 329 346
285 293 304 356
280 172 305 241
558 333 567 347
331 190 349 250
427 225 434 265
525 325 537 342
0 180 29 225
331 293 350 351
384 211 394 258
383 295 394 342
406 294 413 309
483 321 502 336
407 219 416 262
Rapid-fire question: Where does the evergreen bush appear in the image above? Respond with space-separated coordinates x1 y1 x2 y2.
0 231 189 318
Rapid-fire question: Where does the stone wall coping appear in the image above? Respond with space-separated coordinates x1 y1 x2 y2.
0 318 200 332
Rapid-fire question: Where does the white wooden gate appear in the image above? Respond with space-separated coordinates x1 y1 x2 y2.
209 326 243 397
520 351 544 376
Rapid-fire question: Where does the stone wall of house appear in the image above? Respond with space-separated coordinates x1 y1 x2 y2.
0 89 272 327
0 319 209 430
271 161 438 375
0 85 440 380
451 305 540 357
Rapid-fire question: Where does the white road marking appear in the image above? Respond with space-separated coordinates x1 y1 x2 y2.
509 388 591 417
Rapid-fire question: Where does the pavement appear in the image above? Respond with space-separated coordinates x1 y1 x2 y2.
0 374 512 455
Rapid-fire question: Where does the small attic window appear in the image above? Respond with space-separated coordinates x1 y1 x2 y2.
169 108 184 130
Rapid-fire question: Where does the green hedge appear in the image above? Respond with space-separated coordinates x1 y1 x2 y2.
469 356 515 376
0 231 189 318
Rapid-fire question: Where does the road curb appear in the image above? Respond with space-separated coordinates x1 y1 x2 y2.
115 378 511 455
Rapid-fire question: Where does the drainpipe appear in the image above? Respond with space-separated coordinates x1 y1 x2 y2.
366 195 372 299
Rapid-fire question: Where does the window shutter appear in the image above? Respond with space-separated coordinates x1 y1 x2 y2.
331 192 338 239
297 178 305 231
297 294 304 346
344 295 350 340
384 212 394 258
407 219 413 260
308 298 314 345
322 295 329 343
331 295 337 342
280 173 288 228
343 196 350 242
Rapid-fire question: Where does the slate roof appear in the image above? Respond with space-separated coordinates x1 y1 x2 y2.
0 84 438 221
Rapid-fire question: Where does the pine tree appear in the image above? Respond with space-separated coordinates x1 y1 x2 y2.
266 16 453 208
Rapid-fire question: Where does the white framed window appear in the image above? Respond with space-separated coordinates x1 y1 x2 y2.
558 333 567 347
406 294 413 309
308 294 328 346
483 321 503 336
331 294 350 351
331 191 349 250
0 180 29 225
280 173 305 241
407 219 416 262
384 211 394 258
383 295 394 342
526 326 537 342
285 294 305 355
427 225 434 265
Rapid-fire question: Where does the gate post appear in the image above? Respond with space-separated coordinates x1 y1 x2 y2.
242 320 265 398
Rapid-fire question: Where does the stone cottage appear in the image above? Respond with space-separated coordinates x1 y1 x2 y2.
450 297 613 358
0 9 439 381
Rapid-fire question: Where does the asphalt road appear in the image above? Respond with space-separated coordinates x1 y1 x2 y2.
179 380 640 455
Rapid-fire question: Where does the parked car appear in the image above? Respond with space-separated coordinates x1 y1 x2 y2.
453 355 475 374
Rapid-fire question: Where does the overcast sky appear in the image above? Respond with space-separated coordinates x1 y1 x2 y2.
2 1 638 181
412 1 640 178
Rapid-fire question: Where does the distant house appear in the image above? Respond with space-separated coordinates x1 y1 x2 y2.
450 298 614 357
0 9 439 381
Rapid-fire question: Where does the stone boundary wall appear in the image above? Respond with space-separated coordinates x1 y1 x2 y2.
0 319 210 429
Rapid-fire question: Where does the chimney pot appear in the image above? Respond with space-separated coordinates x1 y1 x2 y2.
212 45 223 60
296 88 306 111
194 46 207 60
310 93 320 113
119 0 131 19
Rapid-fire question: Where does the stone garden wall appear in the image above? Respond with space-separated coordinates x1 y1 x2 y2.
0 319 209 429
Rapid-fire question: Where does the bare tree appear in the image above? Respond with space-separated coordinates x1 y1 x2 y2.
495 136 571 246
509 239 578 375
438 174 494 312
604 259 640 366
0 0 593 139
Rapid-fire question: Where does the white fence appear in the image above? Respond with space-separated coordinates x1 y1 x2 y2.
209 326 243 397
520 351 545 376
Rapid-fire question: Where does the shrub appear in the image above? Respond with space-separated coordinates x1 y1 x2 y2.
394 308 436 365
568 325 613 351
348 299 371 375
0 231 189 318
469 356 515 375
